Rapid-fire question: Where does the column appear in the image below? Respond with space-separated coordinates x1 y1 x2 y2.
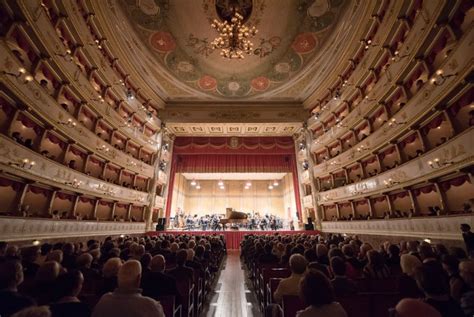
48 190 58 215
304 128 321 228
433 182 448 214
350 201 356 218
72 195 80 219
92 200 99 220
442 110 456 137
35 129 49 152
17 183 30 216
367 198 374 218
83 153 91 174
335 204 341 219
385 194 394 215
416 129 427 153
144 130 164 230
126 204 132 221
161 134 175 221
392 142 403 164
407 189 419 215
101 162 108 180
6 109 21 136
375 153 383 172
111 202 117 220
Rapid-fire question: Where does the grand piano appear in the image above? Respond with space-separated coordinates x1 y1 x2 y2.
220 208 248 229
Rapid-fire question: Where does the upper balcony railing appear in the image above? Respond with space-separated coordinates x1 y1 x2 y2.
317 128 473 204
0 134 149 204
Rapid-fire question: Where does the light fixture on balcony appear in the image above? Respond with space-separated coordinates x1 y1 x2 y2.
383 178 400 187
2 67 33 83
159 161 167 171
388 118 406 126
364 95 377 102
196 183 201 190
342 80 354 87
9 158 36 169
65 178 83 188
55 49 73 61
390 50 409 62
430 69 457 86
57 118 77 128
361 39 377 50
299 142 306 151
126 89 135 101
210 2 257 60
356 145 370 152
302 160 309 170
190 179 197 186
273 180 279 187
97 144 110 153
427 157 453 168
268 184 274 190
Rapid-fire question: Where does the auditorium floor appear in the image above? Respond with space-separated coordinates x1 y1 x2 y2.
202 250 262 317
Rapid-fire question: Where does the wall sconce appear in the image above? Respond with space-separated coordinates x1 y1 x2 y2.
2 67 34 83
342 79 354 87
126 89 135 101
65 178 83 188
329 160 341 167
390 50 409 62
361 39 378 50
333 90 341 100
314 112 320 120
120 117 133 128
364 95 377 102
383 178 400 187
299 142 306 151
127 160 138 168
9 158 36 169
430 69 457 86
97 145 110 153
162 143 169 152
55 49 73 61
302 160 309 170
57 118 77 128
91 94 105 103
427 157 453 168
159 161 167 171
336 122 349 128
388 118 406 126
356 145 370 152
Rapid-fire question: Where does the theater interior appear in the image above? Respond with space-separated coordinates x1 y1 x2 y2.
0 0 473 316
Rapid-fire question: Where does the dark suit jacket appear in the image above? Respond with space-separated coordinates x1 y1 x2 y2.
142 271 181 303
331 276 358 297
167 265 194 282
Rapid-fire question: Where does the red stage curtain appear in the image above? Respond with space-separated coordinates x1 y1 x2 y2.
165 137 302 220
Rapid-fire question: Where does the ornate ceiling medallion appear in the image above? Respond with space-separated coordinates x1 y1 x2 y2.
210 0 258 59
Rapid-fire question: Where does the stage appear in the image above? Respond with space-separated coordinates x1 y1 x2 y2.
146 230 320 250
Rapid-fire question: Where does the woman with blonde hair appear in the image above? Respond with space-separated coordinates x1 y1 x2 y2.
398 254 423 298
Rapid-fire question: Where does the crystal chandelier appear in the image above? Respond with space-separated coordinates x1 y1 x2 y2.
211 12 258 59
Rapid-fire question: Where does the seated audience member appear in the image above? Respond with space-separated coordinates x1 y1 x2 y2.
419 243 438 264
49 270 91 317
386 244 401 272
398 254 423 298
330 256 357 297
363 250 390 279
316 244 329 266
441 255 465 301
258 244 279 264
61 244 76 270
21 246 40 280
141 255 180 302
33 261 61 305
459 260 474 316
0 260 35 317
414 264 464 317
92 260 164 317
342 244 363 277
167 249 194 282
358 243 373 266
76 253 100 294
11 306 51 317
274 254 308 303
98 258 122 295
392 298 442 317
296 270 347 317
461 224 474 255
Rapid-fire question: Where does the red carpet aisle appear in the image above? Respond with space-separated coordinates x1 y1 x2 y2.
147 230 320 250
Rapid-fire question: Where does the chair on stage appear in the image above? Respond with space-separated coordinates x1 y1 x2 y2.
156 295 182 317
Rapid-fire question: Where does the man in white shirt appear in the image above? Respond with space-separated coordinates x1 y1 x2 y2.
274 254 308 303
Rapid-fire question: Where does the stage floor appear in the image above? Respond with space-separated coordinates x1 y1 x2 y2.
146 230 320 250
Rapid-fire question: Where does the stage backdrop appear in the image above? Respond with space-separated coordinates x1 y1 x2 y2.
170 173 297 218
166 137 302 220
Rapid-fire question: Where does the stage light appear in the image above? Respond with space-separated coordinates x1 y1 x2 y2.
190 179 197 186
273 181 279 187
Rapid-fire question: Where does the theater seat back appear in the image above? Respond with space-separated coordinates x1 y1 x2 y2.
282 295 305 317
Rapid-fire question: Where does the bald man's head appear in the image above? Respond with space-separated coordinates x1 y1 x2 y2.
118 260 142 289
395 298 441 317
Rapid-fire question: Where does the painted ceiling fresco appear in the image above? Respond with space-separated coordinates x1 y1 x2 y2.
118 0 347 98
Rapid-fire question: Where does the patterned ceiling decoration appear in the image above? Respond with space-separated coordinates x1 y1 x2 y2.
118 0 347 99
